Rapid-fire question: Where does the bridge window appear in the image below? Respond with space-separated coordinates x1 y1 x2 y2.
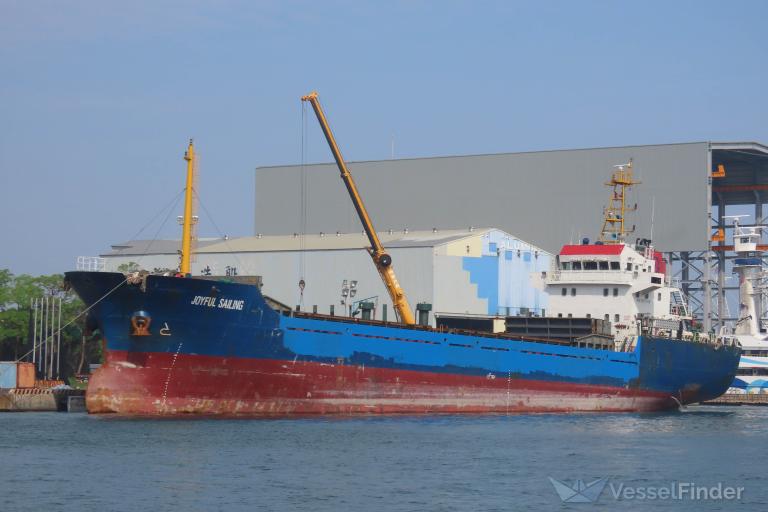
562 288 567 296
626 263 632 271
573 261 582 270
599 261 609 270
571 288 577 296
603 288 609 296
613 288 619 296
611 261 620 270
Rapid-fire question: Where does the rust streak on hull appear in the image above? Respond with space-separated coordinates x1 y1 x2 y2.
87 351 677 416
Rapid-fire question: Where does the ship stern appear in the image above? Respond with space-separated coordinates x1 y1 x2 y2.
637 336 741 405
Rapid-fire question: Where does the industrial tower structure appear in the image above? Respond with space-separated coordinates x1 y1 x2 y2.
669 142 768 333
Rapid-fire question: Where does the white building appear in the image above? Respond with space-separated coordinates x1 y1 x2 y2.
98 228 550 324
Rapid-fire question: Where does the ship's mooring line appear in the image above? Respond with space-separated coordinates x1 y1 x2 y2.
13 278 129 364
670 394 684 411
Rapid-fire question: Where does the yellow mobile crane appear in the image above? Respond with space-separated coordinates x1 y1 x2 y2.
301 92 415 325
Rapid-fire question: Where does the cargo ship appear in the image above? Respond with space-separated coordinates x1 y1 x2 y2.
65 93 740 415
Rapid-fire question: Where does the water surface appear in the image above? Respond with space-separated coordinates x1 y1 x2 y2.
1 406 766 511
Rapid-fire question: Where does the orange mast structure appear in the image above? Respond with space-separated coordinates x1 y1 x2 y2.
180 139 197 275
599 160 640 244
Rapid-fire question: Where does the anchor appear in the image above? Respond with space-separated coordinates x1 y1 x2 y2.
130 311 152 336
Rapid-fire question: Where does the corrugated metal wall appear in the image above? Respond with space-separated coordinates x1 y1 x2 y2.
255 143 710 253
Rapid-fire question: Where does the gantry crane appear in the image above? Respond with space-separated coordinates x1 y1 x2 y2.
301 92 415 325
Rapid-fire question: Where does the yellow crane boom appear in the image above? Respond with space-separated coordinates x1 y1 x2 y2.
301 91 415 325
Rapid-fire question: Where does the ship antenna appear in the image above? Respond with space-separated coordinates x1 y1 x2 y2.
599 159 640 244
180 139 197 276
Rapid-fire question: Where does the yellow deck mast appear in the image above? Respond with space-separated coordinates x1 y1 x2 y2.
599 160 640 244
180 139 197 275
301 92 415 325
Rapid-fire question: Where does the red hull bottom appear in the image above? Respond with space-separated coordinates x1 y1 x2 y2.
86 350 677 415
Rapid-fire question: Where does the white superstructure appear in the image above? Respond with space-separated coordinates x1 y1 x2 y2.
542 238 692 348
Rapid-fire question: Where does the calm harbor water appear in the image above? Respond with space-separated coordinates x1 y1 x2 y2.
1 406 766 511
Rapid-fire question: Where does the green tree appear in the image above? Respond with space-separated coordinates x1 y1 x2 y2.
117 262 141 272
0 269 11 305
0 269 97 379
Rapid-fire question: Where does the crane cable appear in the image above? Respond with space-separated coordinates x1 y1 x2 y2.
298 101 308 306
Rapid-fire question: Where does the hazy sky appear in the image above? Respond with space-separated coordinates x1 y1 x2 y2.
1 0 766 275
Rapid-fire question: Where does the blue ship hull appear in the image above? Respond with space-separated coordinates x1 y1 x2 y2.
66 272 740 415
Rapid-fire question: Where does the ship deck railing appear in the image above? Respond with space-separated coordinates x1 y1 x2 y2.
640 326 740 348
